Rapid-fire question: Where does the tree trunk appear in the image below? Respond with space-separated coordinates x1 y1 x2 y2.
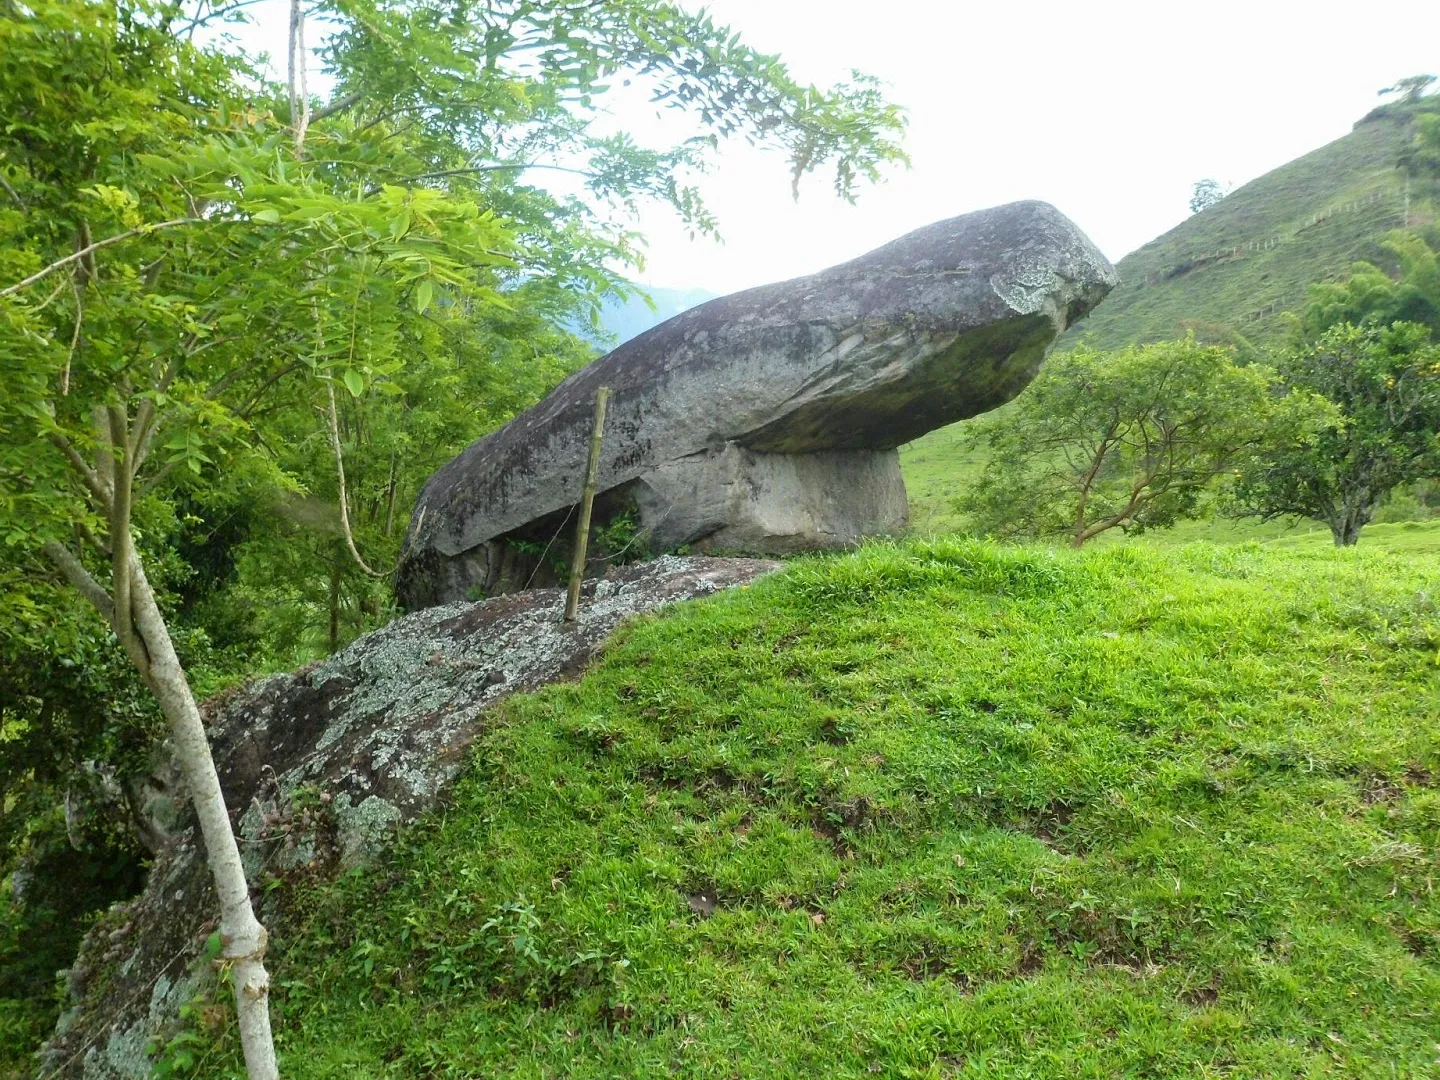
383 448 398 539
128 556 279 1079
328 550 341 654
1330 490 1374 546
1331 518 1363 546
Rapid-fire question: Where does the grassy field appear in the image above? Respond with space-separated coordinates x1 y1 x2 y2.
173 535 1440 1078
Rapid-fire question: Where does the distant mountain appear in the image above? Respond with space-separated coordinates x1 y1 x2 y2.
597 285 720 345
1065 95 1440 352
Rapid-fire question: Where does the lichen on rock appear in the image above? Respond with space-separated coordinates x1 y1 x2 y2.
39 555 777 1078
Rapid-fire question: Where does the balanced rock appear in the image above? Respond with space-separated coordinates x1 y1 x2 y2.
398 200 1117 609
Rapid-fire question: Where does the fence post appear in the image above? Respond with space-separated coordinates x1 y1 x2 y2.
564 386 611 623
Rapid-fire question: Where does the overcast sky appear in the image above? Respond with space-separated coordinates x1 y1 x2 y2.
225 0 1439 294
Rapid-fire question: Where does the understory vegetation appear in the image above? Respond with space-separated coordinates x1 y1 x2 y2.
170 538 1440 1078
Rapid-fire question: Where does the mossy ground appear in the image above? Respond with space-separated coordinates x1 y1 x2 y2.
171 536 1440 1078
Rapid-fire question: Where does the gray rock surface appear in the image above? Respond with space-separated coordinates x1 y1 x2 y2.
398 200 1117 609
40 556 776 1079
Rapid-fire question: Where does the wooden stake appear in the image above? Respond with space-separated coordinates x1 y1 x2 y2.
564 386 610 623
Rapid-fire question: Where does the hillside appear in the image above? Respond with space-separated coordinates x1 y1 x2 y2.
901 97 1440 534
131 538 1438 1078
1064 97 1439 352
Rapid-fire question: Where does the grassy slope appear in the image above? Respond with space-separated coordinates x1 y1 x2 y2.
198 537 1440 1078
1067 100 1436 354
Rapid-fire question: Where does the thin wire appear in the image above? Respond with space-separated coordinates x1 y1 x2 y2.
521 501 577 592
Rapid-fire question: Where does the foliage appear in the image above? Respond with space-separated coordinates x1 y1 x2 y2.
954 340 1304 546
0 556 166 1066
1300 230 1440 338
199 537 1440 1076
1188 177 1225 214
1399 108 1440 205
1379 74 1437 104
0 0 907 650
1234 320 1440 546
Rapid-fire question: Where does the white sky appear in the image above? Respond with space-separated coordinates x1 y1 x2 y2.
219 0 1440 294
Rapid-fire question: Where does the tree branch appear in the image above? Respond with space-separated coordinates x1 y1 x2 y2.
0 219 200 299
397 163 597 184
130 354 183 471
288 0 310 157
311 91 362 123
41 539 115 624
48 431 112 507
0 169 25 211
137 458 184 499
326 381 392 578
179 0 268 37
107 406 136 649
62 274 84 395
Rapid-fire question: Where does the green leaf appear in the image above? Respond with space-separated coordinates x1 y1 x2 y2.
414 279 434 314
252 208 281 224
343 369 365 398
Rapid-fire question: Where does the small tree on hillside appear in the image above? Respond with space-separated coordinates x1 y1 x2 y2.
1234 321 1440 545
1379 74 1437 104
1190 178 1226 214
957 340 1301 547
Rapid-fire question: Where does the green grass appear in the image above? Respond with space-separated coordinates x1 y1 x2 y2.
1065 98 1439 353
218 537 1440 1078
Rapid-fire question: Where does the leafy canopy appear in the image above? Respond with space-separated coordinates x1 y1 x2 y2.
1188 178 1225 215
1301 231 1440 340
957 340 1306 547
1234 320 1440 545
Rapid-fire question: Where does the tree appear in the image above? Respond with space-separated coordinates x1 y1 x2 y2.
1398 109 1440 202
1300 232 1440 340
1190 178 1226 214
1379 74 1437 103
0 1 906 1074
957 340 1296 547
1234 321 1440 545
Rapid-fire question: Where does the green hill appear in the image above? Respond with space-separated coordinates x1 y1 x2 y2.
901 97 1440 536
167 537 1438 1078
1067 97 1439 353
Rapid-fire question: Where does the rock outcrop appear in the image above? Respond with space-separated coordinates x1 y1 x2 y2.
397 200 1117 609
40 556 776 1079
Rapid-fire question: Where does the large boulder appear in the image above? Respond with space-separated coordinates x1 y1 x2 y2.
398 200 1117 609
